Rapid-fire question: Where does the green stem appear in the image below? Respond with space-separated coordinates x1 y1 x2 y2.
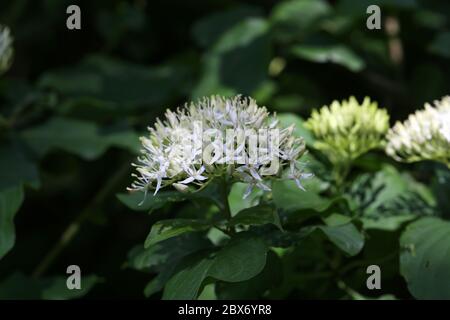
220 178 235 235
32 161 131 278
333 161 350 194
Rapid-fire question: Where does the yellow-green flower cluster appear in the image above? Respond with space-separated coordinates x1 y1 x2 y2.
0 25 13 74
386 96 450 168
305 96 389 165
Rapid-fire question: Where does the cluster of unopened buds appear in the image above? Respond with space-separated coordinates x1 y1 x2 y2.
128 95 312 198
304 96 389 166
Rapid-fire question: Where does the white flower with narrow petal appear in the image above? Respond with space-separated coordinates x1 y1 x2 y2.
288 161 314 191
178 166 207 185
128 95 310 197
386 96 450 167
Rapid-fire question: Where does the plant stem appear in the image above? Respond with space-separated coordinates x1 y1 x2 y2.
32 161 131 278
220 178 235 235
333 161 350 194
219 178 231 219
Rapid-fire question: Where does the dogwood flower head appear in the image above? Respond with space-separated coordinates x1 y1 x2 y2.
386 96 450 167
305 96 389 165
128 95 311 198
0 25 13 74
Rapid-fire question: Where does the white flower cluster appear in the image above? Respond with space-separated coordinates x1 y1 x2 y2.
0 25 13 74
128 95 311 198
386 96 450 167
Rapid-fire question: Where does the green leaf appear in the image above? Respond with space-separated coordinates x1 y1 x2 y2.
322 213 352 227
216 250 282 299
228 182 262 216
0 185 24 260
347 165 436 230
208 235 268 282
197 283 217 300
145 219 211 248
162 253 215 300
0 273 100 300
272 179 333 212
192 5 262 48
318 222 364 256
118 180 224 213
38 55 187 107
163 234 268 299
0 142 39 191
291 45 365 72
276 113 315 146
117 191 187 212
128 234 210 272
271 0 331 42
192 17 270 97
400 217 450 299
22 117 139 160
136 234 213 297
230 205 282 230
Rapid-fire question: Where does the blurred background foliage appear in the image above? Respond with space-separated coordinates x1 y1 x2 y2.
0 0 449 299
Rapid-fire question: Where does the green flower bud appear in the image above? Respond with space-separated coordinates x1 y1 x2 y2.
305 96 389 165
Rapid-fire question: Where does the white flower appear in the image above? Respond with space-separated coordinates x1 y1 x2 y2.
0 25 13 74
386 96 450 167
128 95 310 197
288 161 313 191
177 166 207 185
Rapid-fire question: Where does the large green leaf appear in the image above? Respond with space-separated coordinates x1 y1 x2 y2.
128 233 212 297
128 233 212 272
400 217 450 299
0 185 24 260
318 222 364 256
228 182 261 216
291 45 365 72
347 165 436 230
208 236 268 282
271 0 331 42
0 142 39 191
216 250 282 299
230 205 282 230
162 253 215 300
38 55 187 107
163 235 268 299
192 5 262 48
145 219 211 248
192 17 270 97
22 117 139 160
272 178 333 212
117 191 188 212
118 180 224 213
